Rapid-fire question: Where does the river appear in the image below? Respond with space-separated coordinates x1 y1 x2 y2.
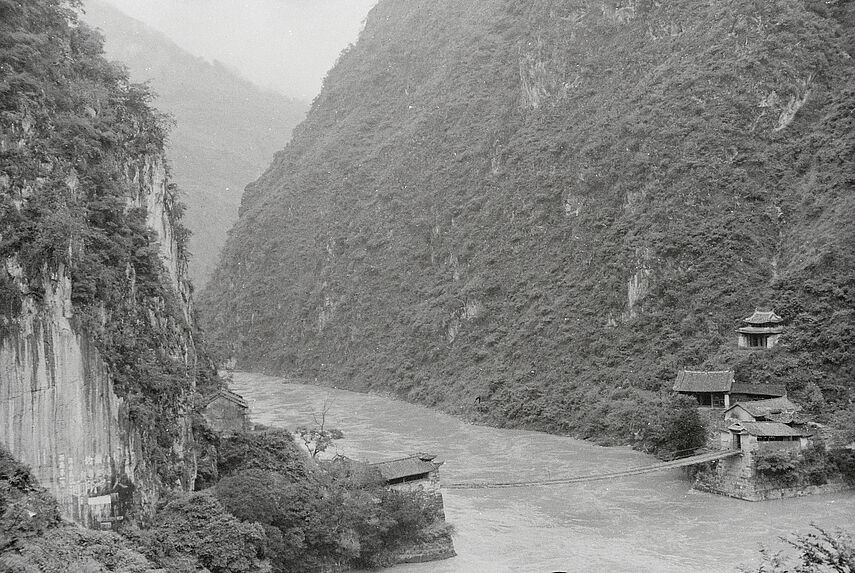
230 372 855 573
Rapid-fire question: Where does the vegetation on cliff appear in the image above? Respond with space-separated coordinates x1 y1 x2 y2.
1 429 451 573
0 0 215 489
0 446 163 572
200 0 855 445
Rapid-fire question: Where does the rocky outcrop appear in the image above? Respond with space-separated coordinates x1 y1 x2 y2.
1 262 126 525
0 0 201 529
0 286 134 527
0 156 193 526
0 158 195 527
391 524 456 564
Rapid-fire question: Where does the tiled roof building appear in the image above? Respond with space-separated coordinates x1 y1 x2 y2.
737 308 784 349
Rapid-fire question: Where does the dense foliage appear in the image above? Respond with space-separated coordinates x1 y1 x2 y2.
0 0 207 486
0 446 162 572
754 444 855 488
200 0 855 444
215 427 310 481
134 492 269 573
214 441 450 572
2 428 449 573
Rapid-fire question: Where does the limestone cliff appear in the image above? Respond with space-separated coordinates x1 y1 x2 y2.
0 263 135 527
0 1 204 527
0 154 197 527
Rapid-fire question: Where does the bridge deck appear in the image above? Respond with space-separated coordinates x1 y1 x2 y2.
444 449 742 490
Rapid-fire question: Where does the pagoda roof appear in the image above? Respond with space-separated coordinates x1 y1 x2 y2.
736 325 784 334
743 309 783 325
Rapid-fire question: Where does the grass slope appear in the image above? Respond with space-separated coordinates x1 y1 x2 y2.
201 0 855 443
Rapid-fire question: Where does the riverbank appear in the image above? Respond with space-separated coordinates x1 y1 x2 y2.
228 371 855 573
231 368 706 460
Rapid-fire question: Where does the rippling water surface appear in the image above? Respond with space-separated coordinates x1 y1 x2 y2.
230 372 855 573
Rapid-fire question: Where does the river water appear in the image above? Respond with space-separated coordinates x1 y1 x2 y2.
230 372 855 573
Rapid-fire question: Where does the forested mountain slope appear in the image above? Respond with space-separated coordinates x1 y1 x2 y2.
201 0 855 443
82 0 308 286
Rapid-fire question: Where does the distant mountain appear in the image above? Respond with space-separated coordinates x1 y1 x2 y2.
82 0 308 287
200 0 855 444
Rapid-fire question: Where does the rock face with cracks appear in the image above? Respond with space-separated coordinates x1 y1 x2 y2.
0 0 204 527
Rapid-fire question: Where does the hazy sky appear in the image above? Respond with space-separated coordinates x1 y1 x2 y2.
98 0 378 100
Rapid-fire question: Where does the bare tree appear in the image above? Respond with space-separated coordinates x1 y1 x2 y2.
296 393 344 459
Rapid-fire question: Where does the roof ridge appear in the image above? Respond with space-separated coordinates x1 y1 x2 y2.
681 369 733 374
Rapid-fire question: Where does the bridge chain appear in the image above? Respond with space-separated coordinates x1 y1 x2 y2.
444 450 741 490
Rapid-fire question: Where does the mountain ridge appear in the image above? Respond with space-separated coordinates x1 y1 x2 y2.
82 0 308 286
201 0 855 443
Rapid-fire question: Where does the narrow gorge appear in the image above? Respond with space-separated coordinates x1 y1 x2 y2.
200 0 855 445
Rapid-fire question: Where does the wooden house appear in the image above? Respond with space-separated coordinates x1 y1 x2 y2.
673 370 786 408
721 421 811 453
370 453 443 495
202 389 249 435
672 370 735 408
724 397 799 423
737 309 784 349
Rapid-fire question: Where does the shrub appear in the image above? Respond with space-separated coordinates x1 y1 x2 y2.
828 448 855 485
828 405 855 448
0 446 61 541
649 394 709 458
145 491 268 573
754 452 799 486
741 525 854 573
214 458 446 572
217 428 309 481
797 444 833 486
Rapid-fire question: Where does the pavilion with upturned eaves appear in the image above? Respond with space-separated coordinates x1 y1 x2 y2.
737 309 783 349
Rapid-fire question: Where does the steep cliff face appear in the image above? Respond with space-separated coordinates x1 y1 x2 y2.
201 0 855 442
0 265 134 527
0 158 195 527
0 0 205 526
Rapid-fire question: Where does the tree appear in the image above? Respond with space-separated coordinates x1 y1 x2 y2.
146 491 269 573
296 394 344 459
217 427 309 480
828 405 855 448
649 394 709 458
741 525 854 573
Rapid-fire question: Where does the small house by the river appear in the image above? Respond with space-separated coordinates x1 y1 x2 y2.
724 397 799 424
697 419 814 500
737 309 784 349
371 453 443 495
721 421 811 454
673 370 786 408
202 389 249 435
